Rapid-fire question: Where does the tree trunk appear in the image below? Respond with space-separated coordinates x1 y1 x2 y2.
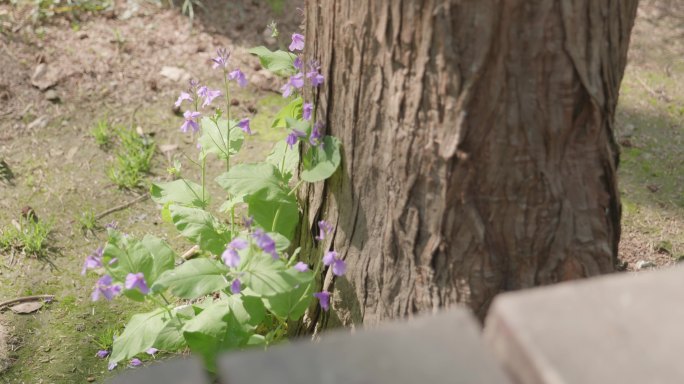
298 0 638 328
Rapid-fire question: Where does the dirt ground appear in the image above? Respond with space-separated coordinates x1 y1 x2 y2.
0 0 682 382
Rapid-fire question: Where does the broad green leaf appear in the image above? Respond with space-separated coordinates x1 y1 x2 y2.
239 252 309 297
248 46 297 76
285 117 311 134
152 309 193 352
141 235 176 283
169 205 230 255
215 163 288 201
218 193 244 213
263 278 313 321
301 136 341 182
198 117 244 160
266 141 300 182
104 236 154 301
151 258 229 299
182 296 265 371
110 308 166 365
151 179 208 208
272 97 302 128
245 189 299 238
269 232 291 252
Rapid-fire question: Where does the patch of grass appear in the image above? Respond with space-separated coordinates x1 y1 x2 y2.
30 0 112 22
90 119 112 149
0 216 53 258
78 208 99 235
106 126 156 190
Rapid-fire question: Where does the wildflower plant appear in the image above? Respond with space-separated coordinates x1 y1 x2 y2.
84 31 343 372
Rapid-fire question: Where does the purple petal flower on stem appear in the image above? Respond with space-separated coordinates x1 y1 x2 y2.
105 221 118 229
146 348 159 355
91 275 122 301
231 278 242 294
228 69 248 88
96 350 109 359
289 73 305 89
294 262 309 272
181 110 201 133
289 33 305 51
332 259 347 276
174 92 193 108
280 82 293 98
238 118 252 135
307 71 325 87
108 362 118 371
124 272 149 295
81 246 104 275
252 229 278 259
323 251 337 266
293 56 303 70
197 86 222 109
309 122 323 147
212 48 230 70
242 216 254 230
314 291 331 311
303 102 313 120
129 358 142 367
285 129 306 149
221 238 247 268
315 220 334 241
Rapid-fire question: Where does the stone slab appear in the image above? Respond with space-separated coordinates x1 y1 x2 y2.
218 308 511 384
484 266 684 384
107 356 209 384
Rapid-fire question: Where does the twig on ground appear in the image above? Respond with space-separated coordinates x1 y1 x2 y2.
0 295 55 311
95 194 149 220
181 245 200 260
634 75 671 102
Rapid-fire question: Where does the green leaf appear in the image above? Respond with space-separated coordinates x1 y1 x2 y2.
266 141 300 182
198 117 244 160
272 97 302 128
152 309 193 352
151 258 229 299
110 308 166 365
104 235 155 301
245 189 299 238
248 46 297 76
169 205 230 255
301 136 341 182
151 179 208 208
141 235 176 283
182 296 265 371
239 252 310 297
215 163 288 201
218 193 244 213
263 278 313 321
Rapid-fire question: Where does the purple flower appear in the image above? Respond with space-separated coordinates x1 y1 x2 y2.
293 56 303 70
174 92 193 108
108 362 118 371
212 48 230 70
221 238 248 268
323 251 346 276
104 221 118 229
238 118 252 135
314 291 331 311
146 348 158 355
242 216 254 230
280 82 293 98
228 69 248 88
289 33 305 51
290 73 305 89
310 121 323 147
303 102 313 120
125 272 149 295
96 350 109 359
307 71 325 87
180 110 201 133
231 278 241 294
286 129 306 149
91 275 122 301
129 358 142 367
197 86 222 109
294 262 309 272
81 246 104 275
315 220 334 241
252 229 277 259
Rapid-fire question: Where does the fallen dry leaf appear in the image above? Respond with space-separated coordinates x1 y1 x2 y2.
10 302 43 314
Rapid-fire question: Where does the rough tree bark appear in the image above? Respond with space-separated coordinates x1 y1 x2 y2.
297 0 639 328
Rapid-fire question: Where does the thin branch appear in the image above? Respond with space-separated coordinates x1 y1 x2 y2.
95 194 149 220
0 295 55 311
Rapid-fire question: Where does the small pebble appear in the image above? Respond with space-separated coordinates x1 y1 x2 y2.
635 260 657 270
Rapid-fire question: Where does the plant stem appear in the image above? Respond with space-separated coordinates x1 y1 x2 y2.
288 180 304 196
272 206 281 232
280 145 288 174
223 71 232 172
201 153 206 203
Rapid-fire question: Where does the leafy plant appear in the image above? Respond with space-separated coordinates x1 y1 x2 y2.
84 32 343 373
106 126 156 189
91 119 112 149
78 208 99 234
0 216 53 258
